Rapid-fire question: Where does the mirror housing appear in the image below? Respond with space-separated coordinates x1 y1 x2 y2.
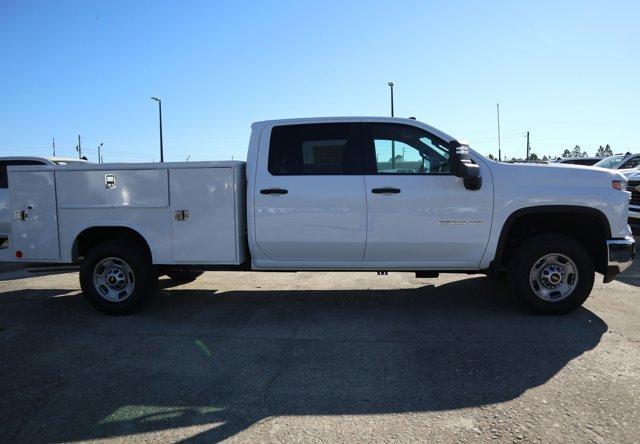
449 140 478 178
449 140 482 190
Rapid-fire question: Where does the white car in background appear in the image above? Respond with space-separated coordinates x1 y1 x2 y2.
0 157 88 243
593 152 640 173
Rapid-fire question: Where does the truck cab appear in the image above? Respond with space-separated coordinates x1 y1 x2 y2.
248 117 489 269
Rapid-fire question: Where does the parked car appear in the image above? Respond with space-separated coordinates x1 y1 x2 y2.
1 117 635 315
0 157 88 242
593 152 640 172
625 170 640 231
551 157 600 166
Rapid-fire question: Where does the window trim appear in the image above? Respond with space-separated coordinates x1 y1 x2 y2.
361 122 454 176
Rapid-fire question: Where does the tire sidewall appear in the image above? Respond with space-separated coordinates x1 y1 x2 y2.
80 241 157 315
511 235 595 315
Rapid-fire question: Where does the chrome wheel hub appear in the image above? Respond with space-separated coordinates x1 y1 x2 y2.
93 257 135 302
529 254 578 302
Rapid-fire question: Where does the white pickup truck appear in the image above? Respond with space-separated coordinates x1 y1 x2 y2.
2 117 635 315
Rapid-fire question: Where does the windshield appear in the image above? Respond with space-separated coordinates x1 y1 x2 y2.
594 155 625 169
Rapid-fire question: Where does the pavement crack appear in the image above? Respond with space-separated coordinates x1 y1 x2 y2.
261 303 306 417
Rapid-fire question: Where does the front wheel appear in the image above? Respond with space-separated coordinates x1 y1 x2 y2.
510 234 595 315
79 240 158 315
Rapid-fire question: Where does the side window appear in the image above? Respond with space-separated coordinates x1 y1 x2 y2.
620 156 640 169
268 123 360 175
364 123 450 174
0 160 46 188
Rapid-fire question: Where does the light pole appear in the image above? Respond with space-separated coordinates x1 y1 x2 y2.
98 143 103 163
388 82 396 168
150 97 164 162
496 103 501 162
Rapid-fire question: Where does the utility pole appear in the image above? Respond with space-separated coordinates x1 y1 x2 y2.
52 138 56 156
388 82 396 168
98 143 103 163
526 131 530 161
496 103 502 162
76 135 82 159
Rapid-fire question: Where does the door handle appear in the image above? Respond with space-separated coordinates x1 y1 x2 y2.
371 187 401 194
175 210 190 221
260 188 288 195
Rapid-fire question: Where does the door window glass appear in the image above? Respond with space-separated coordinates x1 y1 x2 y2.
620 156 640 169
268 123 360 175
365 123 450 174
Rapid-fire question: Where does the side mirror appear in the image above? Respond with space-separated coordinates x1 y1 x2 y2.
449 140 482 190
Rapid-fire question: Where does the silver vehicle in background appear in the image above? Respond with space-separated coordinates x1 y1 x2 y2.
551 156 600 166
625 170 640 232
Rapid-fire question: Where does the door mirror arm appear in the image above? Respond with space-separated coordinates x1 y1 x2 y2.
463 175 482 191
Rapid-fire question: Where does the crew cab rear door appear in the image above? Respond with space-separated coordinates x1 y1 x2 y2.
253 122 367 262
361 121 493 265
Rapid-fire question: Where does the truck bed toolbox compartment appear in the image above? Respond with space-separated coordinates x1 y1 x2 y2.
56 169 169 208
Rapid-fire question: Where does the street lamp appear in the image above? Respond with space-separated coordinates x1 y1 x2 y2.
387 82 394 117
98 143 103 163
150 97 164 162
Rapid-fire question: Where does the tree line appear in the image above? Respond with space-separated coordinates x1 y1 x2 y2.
486 144 616 162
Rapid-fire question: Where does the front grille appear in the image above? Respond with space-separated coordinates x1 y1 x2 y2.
628 180 640 207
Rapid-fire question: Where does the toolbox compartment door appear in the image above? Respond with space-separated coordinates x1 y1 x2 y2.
170 167 238 263
56 169 168 208
9 170 60 261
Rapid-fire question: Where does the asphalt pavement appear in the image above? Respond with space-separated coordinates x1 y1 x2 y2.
0 249 638 442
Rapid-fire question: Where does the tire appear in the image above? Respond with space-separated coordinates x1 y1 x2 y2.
79 240 158 315
509 234 595 315
165 269 204 283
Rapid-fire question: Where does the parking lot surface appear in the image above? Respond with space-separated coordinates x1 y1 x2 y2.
0 252 639 443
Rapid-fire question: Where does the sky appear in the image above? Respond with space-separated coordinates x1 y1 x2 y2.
1 0 638 162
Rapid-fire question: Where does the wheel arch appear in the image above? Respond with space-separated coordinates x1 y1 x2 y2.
491 205 611 274
72 225 153 263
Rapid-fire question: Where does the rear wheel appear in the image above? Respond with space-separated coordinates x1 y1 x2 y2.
80 240 158 315
165 269 204 283
510 234 595 315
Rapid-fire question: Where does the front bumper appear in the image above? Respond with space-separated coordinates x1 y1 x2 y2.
603 236 636 283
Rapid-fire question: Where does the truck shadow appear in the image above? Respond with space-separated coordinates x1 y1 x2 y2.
0 275 608 442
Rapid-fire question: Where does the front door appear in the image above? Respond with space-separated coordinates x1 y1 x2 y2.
361 122 492 266
254 122 367 262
